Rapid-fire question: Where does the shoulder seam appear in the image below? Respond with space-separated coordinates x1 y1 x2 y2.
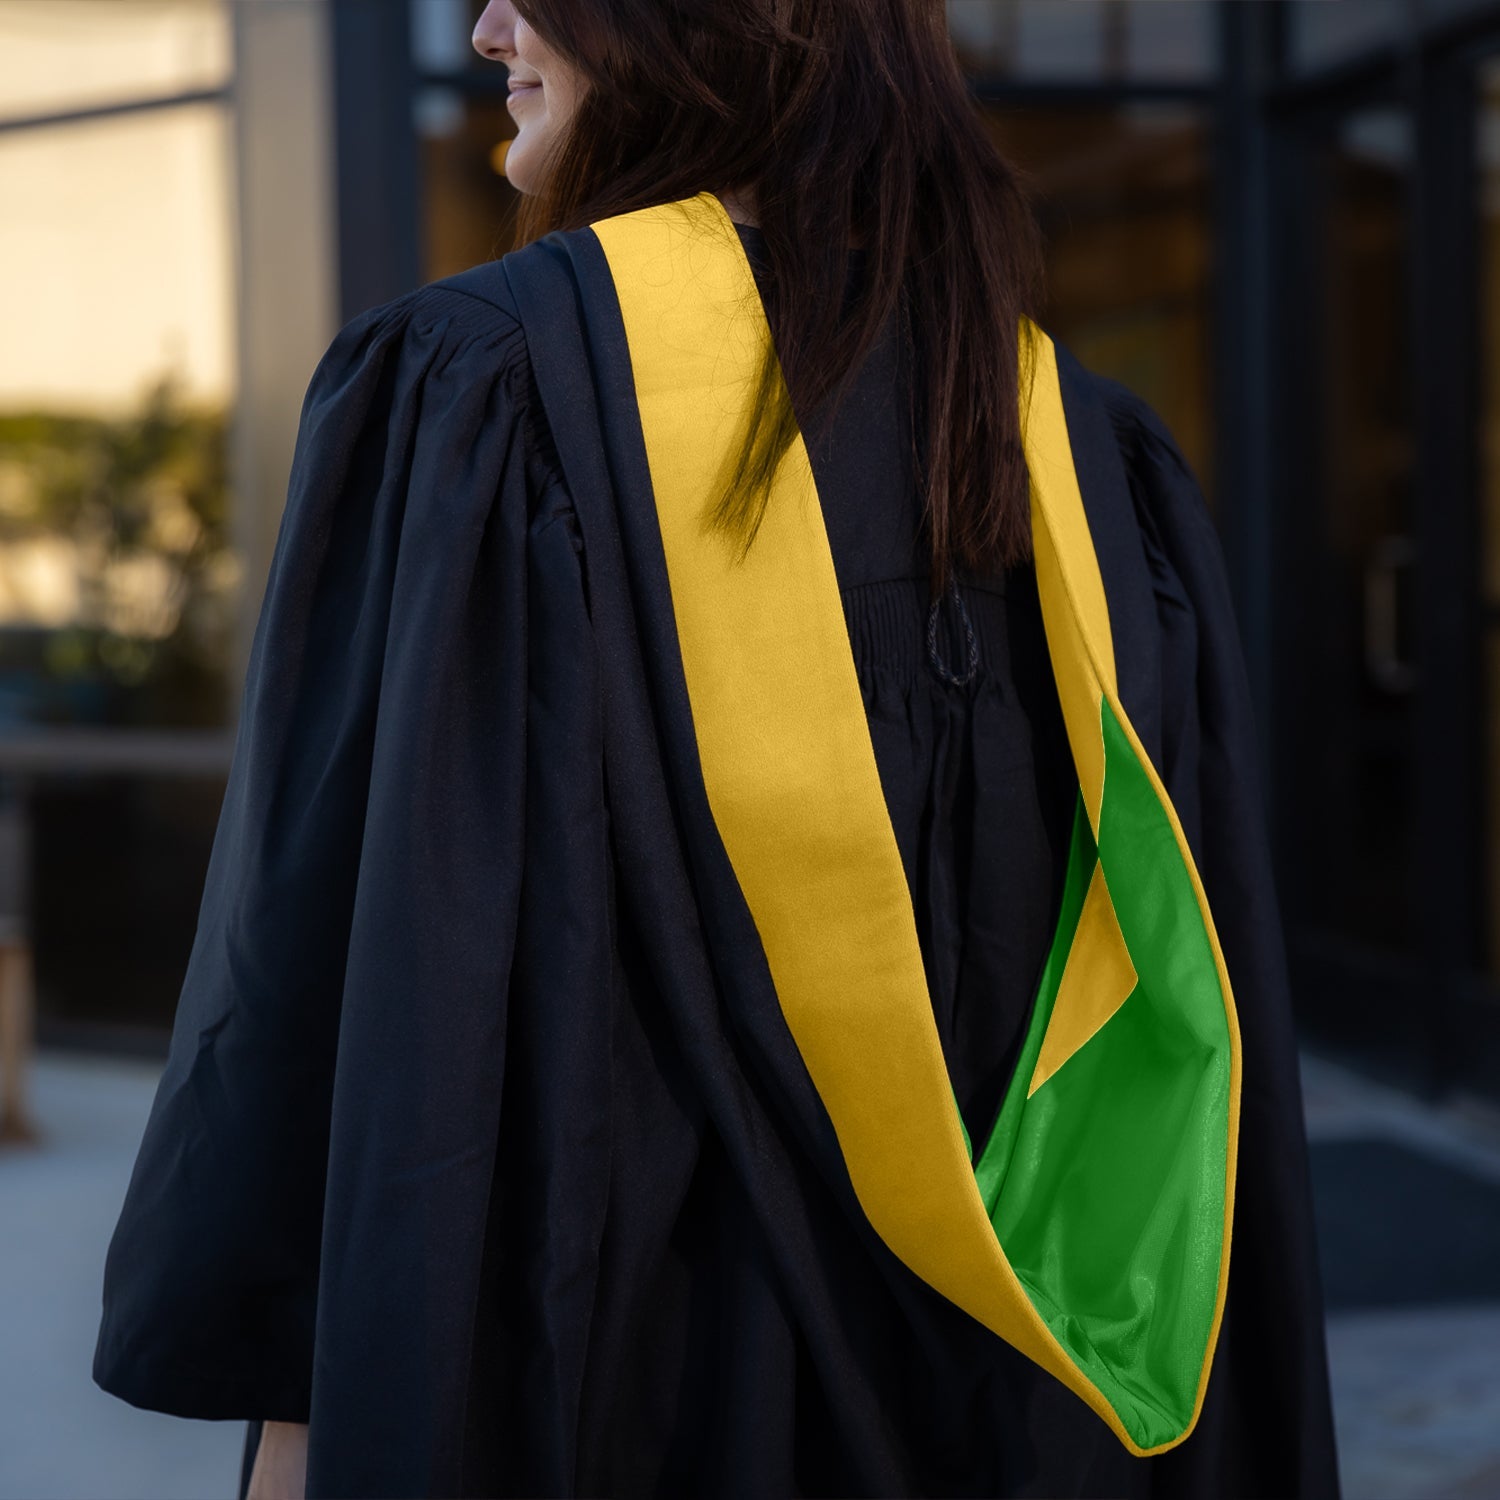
419 281 522 323
406 281 524 343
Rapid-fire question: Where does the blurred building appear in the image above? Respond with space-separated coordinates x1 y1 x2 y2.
0 0 1496 1102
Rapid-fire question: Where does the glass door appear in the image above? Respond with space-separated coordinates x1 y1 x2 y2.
1465 53 1500 1087
1278 51 1500 1101
1274 98 1433 1082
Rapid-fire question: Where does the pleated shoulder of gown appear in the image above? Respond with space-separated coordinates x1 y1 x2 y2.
92 269 585 1446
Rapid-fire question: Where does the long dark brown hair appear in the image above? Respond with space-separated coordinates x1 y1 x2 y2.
509 0 1045 593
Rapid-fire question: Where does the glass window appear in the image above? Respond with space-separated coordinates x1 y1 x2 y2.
410 0 520 278
1286 0 1403 74
1298 105 1417 952
1476 58 1500 983
0 0 230 123
0 106 234 414
0 103 237 730
1012 0 1113 80
946 1 1215 84
411 0 477 75
946 0 1017 66
1420 0 1500 24
984 102 1215 502
419 92 518 280
0 0 243 1045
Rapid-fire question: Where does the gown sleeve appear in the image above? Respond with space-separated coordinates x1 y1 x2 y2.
1096 376 1342 1497
91 282 584 1434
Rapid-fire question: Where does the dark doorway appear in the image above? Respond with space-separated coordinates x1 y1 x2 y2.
1275 96 1432 1081
1274 37 1500 1102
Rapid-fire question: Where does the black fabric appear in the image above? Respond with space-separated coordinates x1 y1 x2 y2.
97 221 1340 1500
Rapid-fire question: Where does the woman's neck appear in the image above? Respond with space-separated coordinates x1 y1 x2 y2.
713 189 866 249
715 188 758 228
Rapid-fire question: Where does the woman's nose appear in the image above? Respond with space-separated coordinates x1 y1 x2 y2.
472 0 516 62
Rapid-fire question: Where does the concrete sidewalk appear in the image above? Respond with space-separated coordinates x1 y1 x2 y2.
1303 1052 1500 1500
4 1048 1500 1498
0 1054 243 1500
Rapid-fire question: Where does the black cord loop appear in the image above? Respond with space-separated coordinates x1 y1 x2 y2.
925 575 979 687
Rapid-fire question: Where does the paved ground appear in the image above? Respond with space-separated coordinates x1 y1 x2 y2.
2 1048 1499 1498
1302 1053 1500 1500
0 1054 243 1500
1325 1305 1500 1500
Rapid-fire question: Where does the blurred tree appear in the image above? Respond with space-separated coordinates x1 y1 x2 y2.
0 375 237 729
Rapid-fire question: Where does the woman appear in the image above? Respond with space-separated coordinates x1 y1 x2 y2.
94 2 1340 1497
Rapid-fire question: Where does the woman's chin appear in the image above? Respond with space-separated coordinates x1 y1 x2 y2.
503 139 541 195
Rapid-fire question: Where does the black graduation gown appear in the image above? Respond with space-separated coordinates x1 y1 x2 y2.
93 219 1340 1499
